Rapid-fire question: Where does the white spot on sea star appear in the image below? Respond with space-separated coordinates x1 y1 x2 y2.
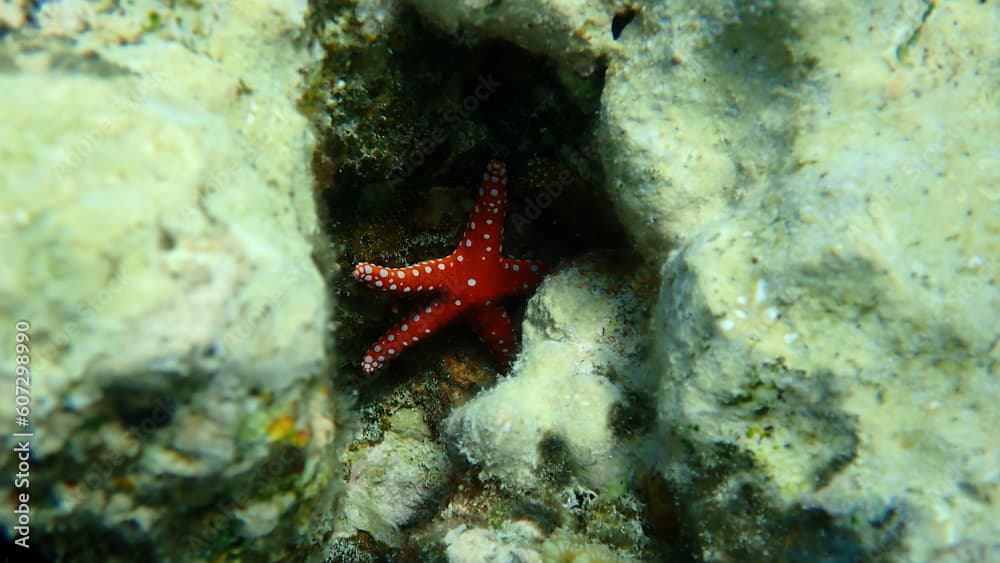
483 233 490 240
364 265 373 274
397 271 405 279
438 263 445 270
486 247 492 252
470 222 476 230
425 307 432 313
411 270 419 276
465 240 472 247
467 278 477 287
364 355 373 363
375 281 383 287
377 355 384 362
512 264 519 271
490 188 498 196
486 219 493 225
530 264 539 272
404 287 411 293
374 345 382 352
401 324 408 331
388 349 396 355
454 299 462 306
412 314 420 322
425 266 432 273
457 255 464 262
364 275 372 281
389 284 397 290
425 329 431 333
412 336 418 342
490 176 499 182
498 339 504 344
388 335 395 341
380 269 388 278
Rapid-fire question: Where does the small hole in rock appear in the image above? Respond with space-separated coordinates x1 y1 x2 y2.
612 9 637 40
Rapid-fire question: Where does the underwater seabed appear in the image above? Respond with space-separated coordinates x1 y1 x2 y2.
1 0 998 562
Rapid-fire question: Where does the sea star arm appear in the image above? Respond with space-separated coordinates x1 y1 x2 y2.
351 260 450 295
498 258 548 295
454 160 509 260
360 298 464 374
466 303 517 366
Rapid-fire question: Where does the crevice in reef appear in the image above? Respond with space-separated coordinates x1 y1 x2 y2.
301 4 645 559
303 5 631 391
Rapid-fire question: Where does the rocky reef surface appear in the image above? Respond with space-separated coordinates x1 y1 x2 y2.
330 0 999 560
1 0 997 562
0 1 338 560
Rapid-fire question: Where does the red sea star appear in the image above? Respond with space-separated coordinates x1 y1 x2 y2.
352 160 547 374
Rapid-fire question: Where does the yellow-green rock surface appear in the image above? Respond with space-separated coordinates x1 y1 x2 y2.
628 1 999 560
0 1 338 560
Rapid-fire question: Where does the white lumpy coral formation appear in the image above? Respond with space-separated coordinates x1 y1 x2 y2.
444 521 544 563
335 409 449 547
446 261 645 492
